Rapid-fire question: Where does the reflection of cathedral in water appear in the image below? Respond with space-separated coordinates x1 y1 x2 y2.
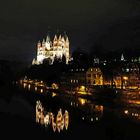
36 100 69 132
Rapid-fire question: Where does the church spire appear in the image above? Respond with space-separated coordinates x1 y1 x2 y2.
66 36 69 43
42 38 45 43
58 34 62 40
37 40 41 48
46 35 50 42
54 34 57 41
121 53 125 61
42 38 45 48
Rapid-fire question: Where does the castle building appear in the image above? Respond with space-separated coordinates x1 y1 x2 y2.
32 33 70 65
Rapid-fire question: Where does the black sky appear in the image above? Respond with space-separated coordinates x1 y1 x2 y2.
0 0 140 61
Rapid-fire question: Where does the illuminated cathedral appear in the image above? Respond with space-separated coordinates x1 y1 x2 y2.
32 33 70 65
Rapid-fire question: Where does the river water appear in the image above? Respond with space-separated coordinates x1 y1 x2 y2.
0 82 140 139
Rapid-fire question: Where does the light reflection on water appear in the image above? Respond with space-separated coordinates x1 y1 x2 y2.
21 82 140 124
35 86 37 91
36 100 69 132
63 96 104 123
28 84 31 90
23 83 26 88
116 107 140 122
40 89 43 93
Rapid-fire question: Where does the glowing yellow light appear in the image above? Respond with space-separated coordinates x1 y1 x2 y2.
96 117 99 121
35 86 37 91
28 84 31 90
64 110 69 130
23 83 26 88
128 100 140 105
52 92 56 97
79 98 86 105
36 100 69 132
79 86 86 92
44 114 50 126
124 110 128 114
123 76 128 80
52 83 59 89
77 85 91 95
40 89 43 93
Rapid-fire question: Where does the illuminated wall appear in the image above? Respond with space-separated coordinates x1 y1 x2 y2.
34 34 70 65
86 67 103 86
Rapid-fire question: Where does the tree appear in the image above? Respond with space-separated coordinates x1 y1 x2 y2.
62 54 66 64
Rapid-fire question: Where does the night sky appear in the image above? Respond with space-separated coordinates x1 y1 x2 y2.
0 0 140 61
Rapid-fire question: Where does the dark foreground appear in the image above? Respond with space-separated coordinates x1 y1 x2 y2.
0 84 140 140
1 112 140 140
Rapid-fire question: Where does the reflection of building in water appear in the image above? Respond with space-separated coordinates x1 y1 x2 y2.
23 83 26 88
116 107 140 123
35 86 37 91
28 84 31 90
70 98 103 122
81 104 103 122
78 98 87 105
124 108 140 121
36 100 69 132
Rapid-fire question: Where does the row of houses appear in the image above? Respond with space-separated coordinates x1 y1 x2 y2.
60 62 140 90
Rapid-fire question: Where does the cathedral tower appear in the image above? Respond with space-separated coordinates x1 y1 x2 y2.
35 32 70 65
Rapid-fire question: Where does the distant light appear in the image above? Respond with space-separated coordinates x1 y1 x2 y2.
79 98 86 105
123 76 128 80
52 92 56 97
124 110 128 114
28 84 31 90
35 86 37 91
96 117 98 121
91 118 93 121
126 68 129 72
23 83 26 88
40 89 43 93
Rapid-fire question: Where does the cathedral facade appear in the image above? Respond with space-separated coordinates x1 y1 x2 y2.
33 33 70 65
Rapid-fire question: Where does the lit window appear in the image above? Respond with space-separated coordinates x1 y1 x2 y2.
71 80 73 83
82 69 84 71
91 68 92 71
126 68 129 72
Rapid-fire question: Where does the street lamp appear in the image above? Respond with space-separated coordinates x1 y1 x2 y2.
122 76 128 89
123 76 128 80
